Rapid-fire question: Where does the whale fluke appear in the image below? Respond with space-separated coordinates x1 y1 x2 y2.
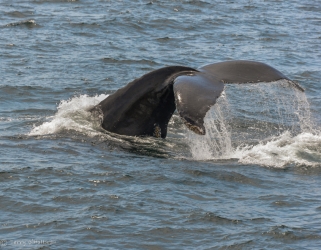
91 60 304 138
200 60 304 92
200 60 289 83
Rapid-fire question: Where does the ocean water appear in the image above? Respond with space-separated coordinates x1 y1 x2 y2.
1 0 321 249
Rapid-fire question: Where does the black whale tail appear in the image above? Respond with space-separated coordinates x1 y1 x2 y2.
92 60 304 138
92 66 197 138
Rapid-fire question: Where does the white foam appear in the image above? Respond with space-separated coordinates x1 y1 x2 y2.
29 94 108 137
235 131 321 168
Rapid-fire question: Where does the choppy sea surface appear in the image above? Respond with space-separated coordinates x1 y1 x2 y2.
1 0 321 249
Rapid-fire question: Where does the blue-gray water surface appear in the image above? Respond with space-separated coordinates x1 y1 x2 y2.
1 0 321 249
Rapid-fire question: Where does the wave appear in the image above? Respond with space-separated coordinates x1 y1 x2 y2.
101 57 158 66
4 19 38 28
6 11 28 18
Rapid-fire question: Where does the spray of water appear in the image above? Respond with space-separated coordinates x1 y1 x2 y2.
186 80 320 167
186 91 233 160
29 94 107 137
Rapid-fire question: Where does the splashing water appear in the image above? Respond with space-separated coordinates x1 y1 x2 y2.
235 131 321 168
29 94 108 137
186 91 233 160
186 80 321 167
